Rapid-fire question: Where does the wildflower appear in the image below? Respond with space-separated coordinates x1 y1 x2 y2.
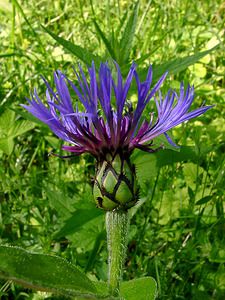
22 62 212 210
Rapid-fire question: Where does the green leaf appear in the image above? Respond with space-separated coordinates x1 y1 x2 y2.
0 52 16 58
54 209 103 239
115 10 128 38
0 110 36 154
44 136 61 148
0 245 98 298
195 195 213 205
119 1 139 63
41 25 102 67
93 281 109 297
133 146 198 166
132 146 198 188
9 120 35 137
153 134 181 151
0 109 15 134
152 44 220 80
12 108 48 127
85 231 106 272
93 19 116 59
188 186 195 201
0 110 35 137
120 277 157 300
47 189 75 219
0 137 14 155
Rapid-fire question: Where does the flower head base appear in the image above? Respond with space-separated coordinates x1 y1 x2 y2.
22 62 212 210
94 153 138 210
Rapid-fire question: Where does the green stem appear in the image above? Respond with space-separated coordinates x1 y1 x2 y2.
106 210 129 297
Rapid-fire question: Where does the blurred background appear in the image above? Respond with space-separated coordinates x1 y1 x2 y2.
0 0 224 299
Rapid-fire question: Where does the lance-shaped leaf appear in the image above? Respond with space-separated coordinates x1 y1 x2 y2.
119 1 139 64
0 245 103 299
93 19 116 59
125 43 219 82
41 25 102 67
53 209 103 239
152 44 220 81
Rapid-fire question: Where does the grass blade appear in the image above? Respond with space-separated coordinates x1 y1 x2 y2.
93 19 116 59
119 1 139 63
11 0 36 37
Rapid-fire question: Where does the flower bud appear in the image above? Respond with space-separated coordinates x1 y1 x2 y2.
93 154 138 211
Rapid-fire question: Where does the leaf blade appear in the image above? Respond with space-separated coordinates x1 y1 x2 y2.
0 137 14 155
93 19 116 59
195 195 213 205
10 120 35 137
0 245 97 297
120 277 157 300
152 44 220 80
41 25 102 67
54 208 103 239
119 1 139 63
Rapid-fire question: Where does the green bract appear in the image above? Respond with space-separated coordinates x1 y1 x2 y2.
93 154 138 211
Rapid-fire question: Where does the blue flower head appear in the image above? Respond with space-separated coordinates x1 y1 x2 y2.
22 62 212 210
22 62 212 159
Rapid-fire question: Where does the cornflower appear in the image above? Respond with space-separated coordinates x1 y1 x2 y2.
22 62 211 210
23 62 212 296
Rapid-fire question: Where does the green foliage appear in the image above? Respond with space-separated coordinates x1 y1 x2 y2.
94 277 157 300
53 209 103 239
0 109 35 155
93 19 116 61
90 1 139 66
0 245 98 299
0 0 224 299
0 245 157 299
151 44 220 82
42 25 102 67
118 2 139 64
120 277 157 300
132 146 200 188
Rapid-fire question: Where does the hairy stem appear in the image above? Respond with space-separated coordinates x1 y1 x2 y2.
106 210 129 297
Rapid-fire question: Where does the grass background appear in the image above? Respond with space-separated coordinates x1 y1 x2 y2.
0 0 224 299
